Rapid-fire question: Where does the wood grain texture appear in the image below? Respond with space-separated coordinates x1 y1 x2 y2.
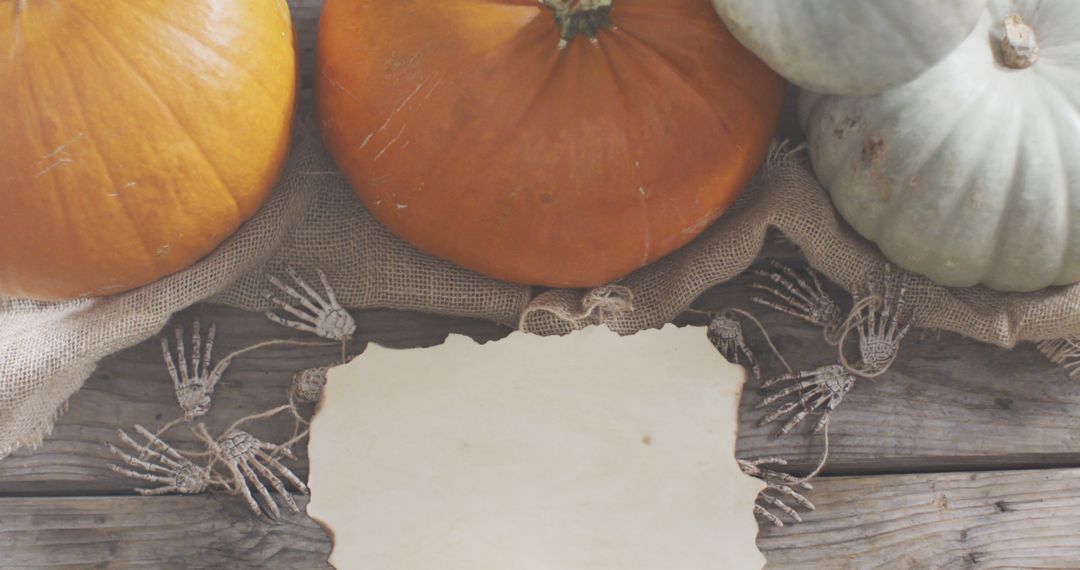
0 495 330 569
3 469 1079 569
759 469 1080 569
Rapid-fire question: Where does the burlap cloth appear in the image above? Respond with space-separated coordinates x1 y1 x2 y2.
3 107 1080 460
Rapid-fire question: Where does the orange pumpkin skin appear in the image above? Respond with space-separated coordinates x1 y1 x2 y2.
0 0 297 300
316 0 784 288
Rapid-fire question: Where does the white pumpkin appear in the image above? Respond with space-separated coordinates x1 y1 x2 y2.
713 0 987 96
800 0 1080 292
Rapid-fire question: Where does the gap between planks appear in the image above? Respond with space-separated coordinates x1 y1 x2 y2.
3 469 1080 568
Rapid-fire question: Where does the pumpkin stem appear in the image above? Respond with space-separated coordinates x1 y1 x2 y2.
541 0 614 49
1000 13 1039 69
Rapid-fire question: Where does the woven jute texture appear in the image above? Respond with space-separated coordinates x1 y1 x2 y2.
3 110 1079 459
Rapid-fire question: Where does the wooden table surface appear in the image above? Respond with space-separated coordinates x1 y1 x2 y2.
4 1 1080 568
4 271 1080 569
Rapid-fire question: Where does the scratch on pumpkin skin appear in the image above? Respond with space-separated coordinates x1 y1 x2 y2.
34 157 74 179
631 159 651 265
377 83 424 133
638 186 651 266
42 133 85 159
34 133 84 178
329 79 362 104
374 125 407 162
359 133 374 150
422 75 445 102
680 213 715 237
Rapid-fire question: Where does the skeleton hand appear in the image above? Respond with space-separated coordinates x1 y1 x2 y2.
107 425 212 496
739 456 815 527
849 265 911 376
757 364 856 438
202 426 309 518
265 267 356 342
751 260 843 341
707 314 761 381
161 319 226 419
291 366 329 405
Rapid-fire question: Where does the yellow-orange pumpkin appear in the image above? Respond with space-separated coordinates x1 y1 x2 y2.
316 0 784 287
0 0 297 300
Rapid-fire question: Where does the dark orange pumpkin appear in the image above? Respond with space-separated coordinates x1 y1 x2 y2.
316 0 784 287
0 0 297 300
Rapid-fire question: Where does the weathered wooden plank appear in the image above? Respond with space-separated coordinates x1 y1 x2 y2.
0 495 330 569
2 266 1077 495
3 469 1079 569
698 275 1080 475
759 468 1080 569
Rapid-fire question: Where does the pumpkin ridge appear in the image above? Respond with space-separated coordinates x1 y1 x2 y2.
1043 100 1074 286
605 28 731 138
886 84 994 233
1033 72 1080 124
977 83 1074 290
52 45 162 273
112 0 284 103
441 49 579 273
864 3 933 67
385 19 563 209
18 60 83 277
868 84 993 280
65 3 242 221
595 37 652 267
466 17 566 138
917 93 1002 281
978 126 1024 289
867 78 993 245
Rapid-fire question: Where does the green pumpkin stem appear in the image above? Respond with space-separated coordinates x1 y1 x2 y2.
541 0 614 48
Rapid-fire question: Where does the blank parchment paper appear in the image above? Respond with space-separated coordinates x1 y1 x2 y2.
307 324 765 570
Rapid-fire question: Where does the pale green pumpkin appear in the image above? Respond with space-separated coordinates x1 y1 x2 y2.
713 0 986 96
800 0 1080 292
